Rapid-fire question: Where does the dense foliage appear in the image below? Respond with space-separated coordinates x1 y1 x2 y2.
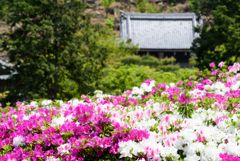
1 62 240 160
0 0 138 104
97 64 195 95
121 55 180 71
1 0 88 102
190 0 240 70
120 55 177 68
97 55 194 95
136 0 163 13
0 0 9 18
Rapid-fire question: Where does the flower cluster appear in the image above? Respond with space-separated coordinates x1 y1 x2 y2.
1 62 240 160
0 102 149 160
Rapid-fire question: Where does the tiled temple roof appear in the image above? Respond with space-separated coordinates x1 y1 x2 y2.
119 11 202 51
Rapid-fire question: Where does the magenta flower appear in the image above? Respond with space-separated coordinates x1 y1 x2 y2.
25 134 34 143
209 62 215 67
211 70 218 75
18 105 26 111
142 79 154 86
81 94 86 99
215 116 228 125
197 136 205 142
33 149 44 158
101 137 112 148
125 90 132 95
189 76 194 79
16 101 21 106
188 81 193 86
178 94 189 104
219 153 240 161
218 61 224 68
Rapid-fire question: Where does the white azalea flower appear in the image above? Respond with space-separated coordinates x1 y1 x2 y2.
13 135 25 147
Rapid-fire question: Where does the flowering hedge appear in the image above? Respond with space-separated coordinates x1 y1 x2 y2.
1 62 240 161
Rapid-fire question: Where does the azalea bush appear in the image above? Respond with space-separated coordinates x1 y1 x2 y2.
1 62 240 160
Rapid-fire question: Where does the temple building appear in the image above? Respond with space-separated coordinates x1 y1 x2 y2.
119 11 202 68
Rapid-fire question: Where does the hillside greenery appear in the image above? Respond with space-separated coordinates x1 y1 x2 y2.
190 0 240 70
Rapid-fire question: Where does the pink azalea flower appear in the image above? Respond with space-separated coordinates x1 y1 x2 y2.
178 94 189 104
57 143 71 156
189 76 194 79
143 79 154 86
211 70 218 75
209 62 215 67
188 81 193 86
16 101 21 106
218 61 224 68
215 116 228 125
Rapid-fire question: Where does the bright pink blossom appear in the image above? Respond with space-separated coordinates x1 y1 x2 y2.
218 61 224 68
209 62 215 67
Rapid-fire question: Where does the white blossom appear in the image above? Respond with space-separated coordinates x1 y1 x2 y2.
13 135 25 147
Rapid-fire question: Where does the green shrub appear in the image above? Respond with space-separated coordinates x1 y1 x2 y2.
136 0 162 13
159 56 176 65
189 57 197 66
97 64 183 94
121 55 160 67
174 68 197 81
156 64 180 72
120 55 178 69
97 65 155 93
105 17 115 28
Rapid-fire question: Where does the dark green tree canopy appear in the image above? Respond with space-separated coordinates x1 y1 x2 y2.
1 0 88 102
0 0 9 18
0 0 138 104
190 0 240 70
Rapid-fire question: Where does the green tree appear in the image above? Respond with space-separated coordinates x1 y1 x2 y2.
61 21 138 100
0 0 8 18
0 0 88 103
190 0 240 70
100 0 115 17
0 0 137 104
